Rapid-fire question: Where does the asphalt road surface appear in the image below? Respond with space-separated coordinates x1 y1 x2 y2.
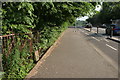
27 28 118 78
80 27 118 70
83 27 119 67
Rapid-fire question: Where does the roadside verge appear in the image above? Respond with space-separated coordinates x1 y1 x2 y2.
24 30 66 80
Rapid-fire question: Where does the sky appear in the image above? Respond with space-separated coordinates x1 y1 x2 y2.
76 4 102 21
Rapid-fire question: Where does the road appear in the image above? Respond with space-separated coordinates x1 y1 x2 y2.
89 27 120 41
26 28 118 79
80 27 118 70
83 27 119 68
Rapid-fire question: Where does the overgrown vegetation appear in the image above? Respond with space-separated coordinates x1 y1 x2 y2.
2 2 95 79
2 38 34 79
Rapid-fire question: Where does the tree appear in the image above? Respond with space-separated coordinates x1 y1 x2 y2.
87 2 120 25
2 2 35 34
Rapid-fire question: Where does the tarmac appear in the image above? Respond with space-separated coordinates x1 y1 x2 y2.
84 27 120 42
25 28 118 79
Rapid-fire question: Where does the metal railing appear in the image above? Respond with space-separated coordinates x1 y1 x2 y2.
0 34 34 57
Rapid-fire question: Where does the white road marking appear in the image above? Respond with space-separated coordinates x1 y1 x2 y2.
85 33 89 35
89 42 118 70
81 30 84 32
106 44 117 51
104 38 109 42
92 37 100 41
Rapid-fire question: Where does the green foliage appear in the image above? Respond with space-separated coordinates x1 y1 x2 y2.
40 24 67 50
75 20 87 27
2 2 35 34
2 39 34 79
87 2 120 25
33 2 95 30
2 2 95 79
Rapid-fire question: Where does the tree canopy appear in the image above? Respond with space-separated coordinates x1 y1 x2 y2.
2 2 96 34
87 2 120 26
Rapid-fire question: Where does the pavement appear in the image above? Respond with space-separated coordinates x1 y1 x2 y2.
25 28 118 79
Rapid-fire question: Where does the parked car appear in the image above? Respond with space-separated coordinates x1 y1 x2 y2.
106 20 120 35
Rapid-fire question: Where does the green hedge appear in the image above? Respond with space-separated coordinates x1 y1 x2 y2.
2 2 95 79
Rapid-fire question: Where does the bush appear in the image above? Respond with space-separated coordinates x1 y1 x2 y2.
2 38 35 79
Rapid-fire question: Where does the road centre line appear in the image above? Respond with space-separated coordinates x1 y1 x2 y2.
92 37 100 41
106 44 117 51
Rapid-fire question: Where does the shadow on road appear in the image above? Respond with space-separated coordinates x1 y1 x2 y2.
86 32 120 44
86 33 103 37
107 38 120 43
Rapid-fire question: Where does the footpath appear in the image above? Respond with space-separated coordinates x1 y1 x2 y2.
25 28 117 79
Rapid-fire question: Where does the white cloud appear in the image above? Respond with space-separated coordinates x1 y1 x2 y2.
76 4 102 21
95 5 102 11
